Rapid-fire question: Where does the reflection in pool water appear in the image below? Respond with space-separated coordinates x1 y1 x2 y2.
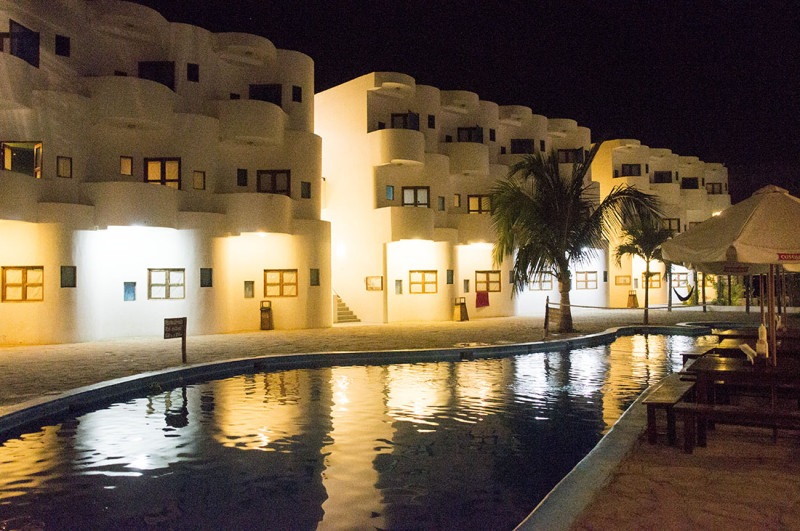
0 334 717 529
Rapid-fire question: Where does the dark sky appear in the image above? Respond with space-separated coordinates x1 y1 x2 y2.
131 0 800 202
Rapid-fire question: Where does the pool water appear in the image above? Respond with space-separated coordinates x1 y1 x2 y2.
0 334 716 530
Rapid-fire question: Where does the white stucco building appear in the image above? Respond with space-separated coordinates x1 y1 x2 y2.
592 140 730 308
0 0 331 344
315 72 607 324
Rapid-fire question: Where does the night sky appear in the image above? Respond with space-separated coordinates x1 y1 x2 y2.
131 0 800 203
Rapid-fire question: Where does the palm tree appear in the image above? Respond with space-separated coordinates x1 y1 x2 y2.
614 218 674 324
491 145 660 332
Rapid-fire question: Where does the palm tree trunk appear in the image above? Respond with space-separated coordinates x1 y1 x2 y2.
644 263 650 325
558 277 573 332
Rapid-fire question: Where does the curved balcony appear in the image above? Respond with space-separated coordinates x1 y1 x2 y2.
441 90 479 113
0 172 40 222
375 206 434 242
86 181 178 229
369 128 425 166
680 187 707 206
214 32 277 67
371 72 415 98
37 202 94 230
218 99 286 146
0 53 43 109
707 192 731 213
222 193 293 235
94 2 167 44
440 142 489 175
649 182 681 204
499 105 532 125
452 213 494 245
547 118 578 137
87 76 174 130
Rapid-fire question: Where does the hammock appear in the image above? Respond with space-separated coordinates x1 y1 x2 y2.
673 286 694 302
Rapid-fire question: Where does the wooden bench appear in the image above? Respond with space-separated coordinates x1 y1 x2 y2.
674 402 800 453
643 375 695 445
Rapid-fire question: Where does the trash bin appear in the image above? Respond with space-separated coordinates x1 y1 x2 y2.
453 297 469 321
627 290 639 308
260 300 273 330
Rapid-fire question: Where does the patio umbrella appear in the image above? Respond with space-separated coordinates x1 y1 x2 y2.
662 185 800 363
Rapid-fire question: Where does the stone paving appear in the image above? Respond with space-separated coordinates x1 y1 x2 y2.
2 305 793 529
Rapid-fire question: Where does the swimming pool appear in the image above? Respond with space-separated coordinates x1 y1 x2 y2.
0 334 716 529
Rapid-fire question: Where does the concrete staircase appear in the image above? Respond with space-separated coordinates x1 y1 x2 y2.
335 294 360 323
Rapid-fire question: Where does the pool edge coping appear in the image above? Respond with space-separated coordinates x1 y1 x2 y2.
0 321 716 526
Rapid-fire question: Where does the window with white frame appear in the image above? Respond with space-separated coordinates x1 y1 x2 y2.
642 272 661 288
672 272 688 287
148 268 185 299
2 266 43 302
56 156 72 178
264 269 298 297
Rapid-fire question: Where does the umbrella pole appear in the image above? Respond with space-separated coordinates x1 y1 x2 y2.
745 275 751 314
702 273 707 312
760 274 765 323
769 265 777 365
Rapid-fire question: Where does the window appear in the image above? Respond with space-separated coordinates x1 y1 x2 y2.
642 272 661 289
9 20 40 68
557 149 583 164
445 135 452 142
703 274 716 288
438 196 445 211
237 168 247 187
395 279 403 294
402 186 429 207
244 281 254 298
661 218 680 234
409 270 437 294
249 84 281 106
258 170 291 196
539 140 546 152
310 268 320 286
144 158 181 189
56 156 72 178
60 265 76 288
621 164 641 176
476 270 501 292
123 282 136 301
378 122 386 130
489 129 496 142
428 114 436 129
391 112 419 131
463 279 470 293
138 61 176 91
120 156 133 176
706 182 723 194
645 164 649 174
187 62 199 82
55 35 70 57
1 141 42 178
193 171 206 190
615 275 631 286
230 93 240 100
446 270 454 285
148 269 185 299
510 139 534 154
114 70 127 76
200 268 212 287
467 195 491 213
386 185 394 201
366 276 383 291
652 171 671 184
2 266 43 301
453 194 461 207
264 269 298 297
301 181 311 199
500 146 506 154
575 271 597 290
529 273 553 291
457 127 483 143
672 272 688 288
292 85 302 102
681 177 700 189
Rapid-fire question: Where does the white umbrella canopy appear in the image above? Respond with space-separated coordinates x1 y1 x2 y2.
662 185 800 273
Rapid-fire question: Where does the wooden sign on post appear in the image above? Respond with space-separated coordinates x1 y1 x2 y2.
164 317 187 363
